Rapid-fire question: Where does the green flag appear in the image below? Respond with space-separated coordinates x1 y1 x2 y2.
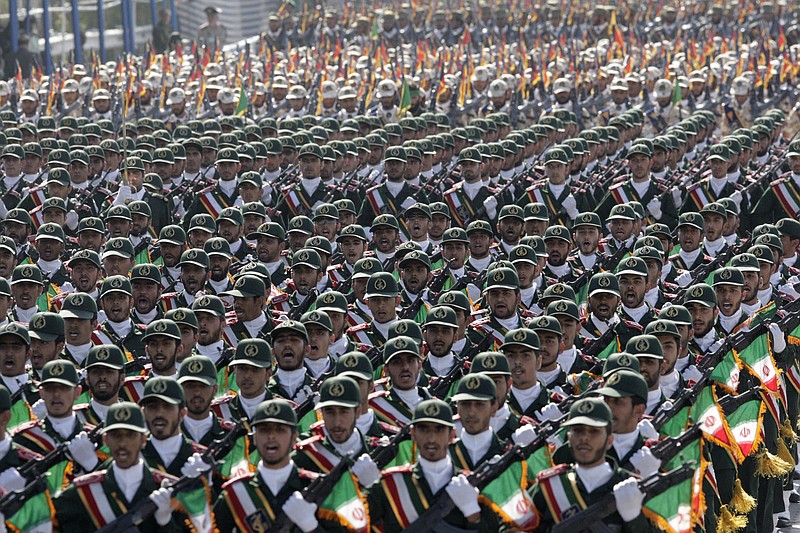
173 482 214 533
726 397 763 458
659 405 690 439
480 461 538 530
735 332 780 393
643 477 694 533
691 386 734 452
398 79 411 118
671 80 682 106
709 350 741 393
235 87 248 116
7 491 53 533
319 473 369 532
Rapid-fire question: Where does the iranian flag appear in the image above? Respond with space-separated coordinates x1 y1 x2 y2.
643 477 694 533
480 461 539 530
709 350 740 393
7 492 53 533
692 387 735 452
735 333 780 393
659 405 690 439
319 473 369 533
174 482 215 533
725 397 763 458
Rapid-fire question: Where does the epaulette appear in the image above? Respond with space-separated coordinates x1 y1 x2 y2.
160 292 179 300
297 468 321 480
368 389 391 401
378 421 401 435
620 319 644 332
383 464 414 475
198 184 216 195
520 415 538 426
536 464 569 481
365 184 380 193
191 442 208 454
521 309 538 319
271 293 290 304
578 351 598 365
347 322 371 333
124 374 148 384
295 434 324 449
770 176 786 187
218 419 238 431
73 402 90 410
74 470 107 486
222 470 255 488
469 316 491 327
135 323 146 331
15 445 44 462
211 393 236 406
152 470 179 485
11 419 43 434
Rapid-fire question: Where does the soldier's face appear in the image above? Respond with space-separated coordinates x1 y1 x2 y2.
105 429 148 469
789 155 800 174
41 382 79 418
702 214 724 241
457 399 495 435
147 336 181 373
321 405 358 444
618 274 646 308
177 326 198 361
656 334 679 374
101 293 133 322
716 285 742 317
11 281 42 311
486 288 520 319
442 242 466 269
686 303 717 337
87 366 122 402
568 424 612 467
497 218 523 243
367 295 399 324
272 333 308 371
372 228 397 253
678 226 701 252
604 396 642 434
182 381 218 417
556 316 578 347
306 324 332 361
544 161 567 184
638 357 661 389
255 236 283 263
0 249 16 278
573 227 599 255
412 422 452 461
234 365 270 398
1 157 21 176
291 264 321 294
0 335 29 376
159 243 184 268
196 313 223 345
254 423 296 467
23 154 41 174
609 219 633 241
424 324 456 358
3 221 29 246
132 280 161 314
233 295 263 323
627 154 651 179
0 296 10 321
106 218 132 239
503 345 540 390
314 218 338 242
386 352 421 391
545 239 570 267
589 293 619 320
185 147 202 171
338 237 365 265
143 398 183 439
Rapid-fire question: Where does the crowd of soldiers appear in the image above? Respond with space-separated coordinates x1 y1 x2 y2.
0 0 799 532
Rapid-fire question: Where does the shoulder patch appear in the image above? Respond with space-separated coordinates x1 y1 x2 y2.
297 468 321 480
74 470 108 486
383 465 414 475
211 393 237 406
295 434 324 449
222 471 255 488
536 464 570 482
347 323 371 333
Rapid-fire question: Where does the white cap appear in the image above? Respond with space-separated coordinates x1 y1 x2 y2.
654 79 673 99
286 85 307 100
0 81 8 96
645 66 661 81
376 79 397 98
488 79 508 98
321 80 338 99
731 76 750 96
204 63 222 77
20 89 38 102
272 76 288 89
166 87 185 105
553 77 571 94
338 86 357 99
217 88 236 104
62 79 79 92
91 89 111 101
471 66 490 83
254 83 266 95
610 77 628 91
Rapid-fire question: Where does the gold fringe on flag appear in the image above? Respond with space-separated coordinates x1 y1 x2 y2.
755 447 793 477
729 479 756 515
781 418 800 442
716 505 747 533
776 438 797 470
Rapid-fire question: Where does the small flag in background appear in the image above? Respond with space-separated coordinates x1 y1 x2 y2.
235 87 248 116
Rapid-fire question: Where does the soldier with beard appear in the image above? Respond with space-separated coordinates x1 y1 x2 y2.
27 312 65 381
75 345 125 425
190 295 235 395
223 275 273 346
94 276 147 359
247 222 289 288
161 250 210 310
131 264 164 325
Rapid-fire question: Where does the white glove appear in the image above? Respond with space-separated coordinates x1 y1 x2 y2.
729 190 743 208
149 485 174 526
0 467 26 492
614 478 645 522
563 195 579 219
675 271 693 288
293 385 316 406
180 452 209 479
682 365 704 384
535 403 564 422
512 425 537 446
30 399 47 420
282 491 319 532
351 453 381 487
445 474 481 518
67 431 98 472
671 187 682 207
483 196 498 219
769 322 787 353
630 447 662 478
646 198 662 220
637 419 659 441
65 211 79 231
113 185 133 205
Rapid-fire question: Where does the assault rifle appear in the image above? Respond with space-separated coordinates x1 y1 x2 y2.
370 425 412 469
96 419 248 533
286 288 319 321
0 477 50 517
272 453 356 533
294 367 337 421
569 243 632 293
550 463 696 533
